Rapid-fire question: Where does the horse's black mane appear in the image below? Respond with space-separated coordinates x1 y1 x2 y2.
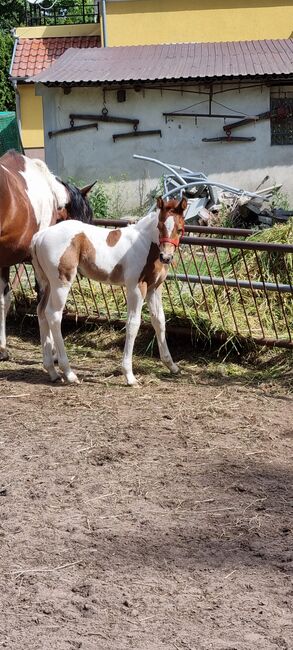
60 179 93 224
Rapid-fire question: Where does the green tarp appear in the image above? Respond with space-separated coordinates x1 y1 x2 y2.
0 111 24 157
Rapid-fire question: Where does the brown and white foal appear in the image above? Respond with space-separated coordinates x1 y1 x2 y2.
32 196 187 385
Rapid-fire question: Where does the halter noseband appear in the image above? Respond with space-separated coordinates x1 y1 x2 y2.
159 224 185 249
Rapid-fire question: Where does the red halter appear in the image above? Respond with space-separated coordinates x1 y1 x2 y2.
159 224 185 248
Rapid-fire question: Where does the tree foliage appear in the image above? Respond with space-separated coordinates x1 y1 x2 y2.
0 1 95 111
0 31 14 111
0 0 25 111
0 0 26 32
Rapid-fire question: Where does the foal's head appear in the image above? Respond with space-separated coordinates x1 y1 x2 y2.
157 196 187 264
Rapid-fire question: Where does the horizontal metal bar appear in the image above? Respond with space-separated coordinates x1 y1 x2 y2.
92 218 255 237
163 112 253 119
185 225 254 236
113 129 162 142
170 273 293 293
202 136 256 142
48 123 98 138
70 113 139 125
182 234 293 253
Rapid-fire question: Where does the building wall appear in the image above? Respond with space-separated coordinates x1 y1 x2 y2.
39 82 293 207
106 0 293 46
14 24 101 150
18 84 44 150
15 3 293 149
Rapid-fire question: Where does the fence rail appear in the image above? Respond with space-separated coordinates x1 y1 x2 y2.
10 221 293 349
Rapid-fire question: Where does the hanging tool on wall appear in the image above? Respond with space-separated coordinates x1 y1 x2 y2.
113 125 162 142
202 134 256 143
69 108 140 126
222 111 270 133
48 122 99 139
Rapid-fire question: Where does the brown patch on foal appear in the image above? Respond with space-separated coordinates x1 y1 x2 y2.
37 283 50 318
58 233 124 285
138 242 167 297
106 229 121 247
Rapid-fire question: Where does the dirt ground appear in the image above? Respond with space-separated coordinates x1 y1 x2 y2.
0 321 292 650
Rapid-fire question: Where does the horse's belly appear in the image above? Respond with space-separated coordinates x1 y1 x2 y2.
78 261 124 286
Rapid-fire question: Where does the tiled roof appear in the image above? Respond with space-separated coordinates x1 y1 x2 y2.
29 39 293 85
11 35 101 80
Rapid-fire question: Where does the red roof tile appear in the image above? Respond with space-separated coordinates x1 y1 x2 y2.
11 35 101 79
30 39 293 85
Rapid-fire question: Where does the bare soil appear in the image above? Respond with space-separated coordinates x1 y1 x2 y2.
0 322 292 650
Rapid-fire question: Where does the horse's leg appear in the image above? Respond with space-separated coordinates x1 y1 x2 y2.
45 283 79 384
0 268 11 361
122 286 144 386
37 284 60 382
146 286 179 375
35 273 57 363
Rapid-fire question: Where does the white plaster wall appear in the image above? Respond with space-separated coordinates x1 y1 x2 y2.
39 82 293 208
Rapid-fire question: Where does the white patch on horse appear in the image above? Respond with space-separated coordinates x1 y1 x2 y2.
165 216 175 236
20 157 67 229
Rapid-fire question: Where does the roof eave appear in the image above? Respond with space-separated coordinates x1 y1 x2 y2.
32 73 293 87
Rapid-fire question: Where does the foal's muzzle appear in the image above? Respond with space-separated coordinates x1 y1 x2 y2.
159 250 173 264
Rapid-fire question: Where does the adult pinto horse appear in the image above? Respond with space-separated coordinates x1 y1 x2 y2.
32 195 187 386
0 149 95 360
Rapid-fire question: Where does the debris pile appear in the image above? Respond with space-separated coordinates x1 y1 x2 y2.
133 154 292 229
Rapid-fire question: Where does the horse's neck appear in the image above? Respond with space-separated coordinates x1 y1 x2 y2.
134 210 159 242
32 159 67 209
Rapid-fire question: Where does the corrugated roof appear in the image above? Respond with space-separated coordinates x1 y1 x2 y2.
11 35 101 80
29 39 293 85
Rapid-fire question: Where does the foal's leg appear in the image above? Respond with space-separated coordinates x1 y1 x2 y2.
0 268 11 361
45 283 79 384
37 285 60 382
122 286 144 386
146 286 179 375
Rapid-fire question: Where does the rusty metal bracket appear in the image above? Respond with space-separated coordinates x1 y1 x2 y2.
113 129 162 142
48 123 98 138
202 136 256 143
223 111 270 132
70 109 139 126
163 111 247 122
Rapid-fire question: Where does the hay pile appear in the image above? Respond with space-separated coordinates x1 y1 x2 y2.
175 220 293 342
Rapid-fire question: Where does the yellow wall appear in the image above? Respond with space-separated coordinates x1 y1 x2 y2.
106 0 293 46
16 24 101 39
18 85 44 149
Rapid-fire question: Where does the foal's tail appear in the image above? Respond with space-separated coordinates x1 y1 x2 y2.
31 235 50 315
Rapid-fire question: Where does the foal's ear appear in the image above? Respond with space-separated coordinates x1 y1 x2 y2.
156 196 165 210
79 180 97 196
176 196 187 213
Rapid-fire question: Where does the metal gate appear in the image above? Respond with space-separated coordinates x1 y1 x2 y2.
10 221 293 349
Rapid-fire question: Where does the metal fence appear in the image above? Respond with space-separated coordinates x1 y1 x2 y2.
10 221 293 349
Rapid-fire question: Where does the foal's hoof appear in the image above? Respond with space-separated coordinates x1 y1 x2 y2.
126 376 140 387
65 372 80 385
170 363 180 375
0 348 9 361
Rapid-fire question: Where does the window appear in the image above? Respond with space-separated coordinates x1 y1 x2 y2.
271 96 293 145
